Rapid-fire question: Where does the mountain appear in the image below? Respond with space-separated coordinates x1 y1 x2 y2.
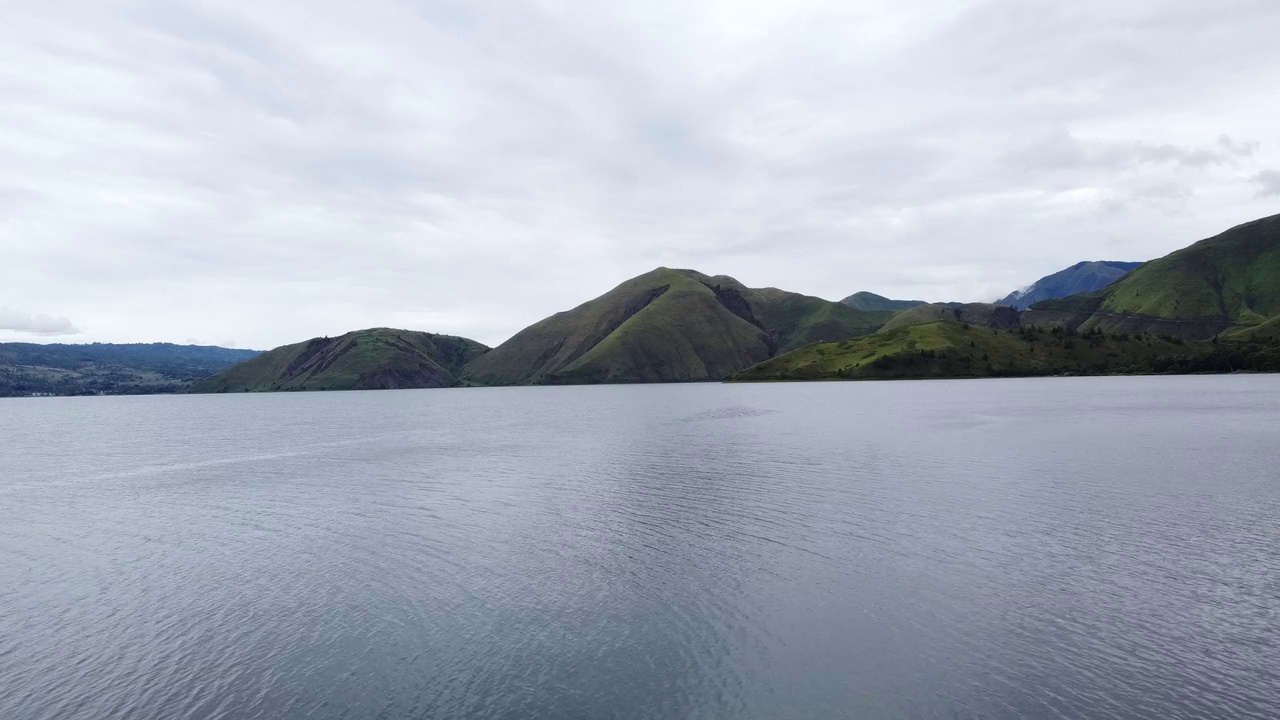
190 328 489 393
0 342 259 397
461 268 892 385
1025 214 1280 339
878 303 1021 333
731 315 1260 382
997 261 1142 309
839 292 927 312
742 212 1280 381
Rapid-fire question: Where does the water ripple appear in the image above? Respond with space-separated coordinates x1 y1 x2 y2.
1 376 1279 718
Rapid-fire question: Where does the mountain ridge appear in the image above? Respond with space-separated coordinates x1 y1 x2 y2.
997 261 1142 309
1024 214 1280 339
189 328 489 393
462 267 892 385
732 314 1280 383
17 213 1280 395
839 292 927 312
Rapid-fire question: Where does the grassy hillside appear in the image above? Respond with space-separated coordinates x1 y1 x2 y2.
544 273 769 384
747 286 896 351
732 320 1223 382
839 292 926 312
1223 314 1280 342
190 328 488 393
462 268 889 385
1027 214 1280 338
997 261 1141 309
0 343 259 397
879 303 1020 333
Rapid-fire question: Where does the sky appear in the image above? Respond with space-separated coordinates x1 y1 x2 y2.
3 0 1279 350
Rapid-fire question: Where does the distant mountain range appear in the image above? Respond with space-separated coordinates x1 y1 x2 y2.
9 213 1280 396
1025 214 1280 339
996 261 1143 309
840 260 1140 316
0 343 259 397
738 215 1280 382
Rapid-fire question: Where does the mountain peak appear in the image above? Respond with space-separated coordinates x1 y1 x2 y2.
189 328 490 393
462 270 890 385
1026 214 1280 339
996 261 1141 310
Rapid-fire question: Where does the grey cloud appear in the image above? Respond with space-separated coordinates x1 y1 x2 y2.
1218 135 1260 157
1128 143 1231 168
1 0 1279 348
1252 170 1280 197
1130 182 1193 204
0 307 80 336
1003 131 1260 178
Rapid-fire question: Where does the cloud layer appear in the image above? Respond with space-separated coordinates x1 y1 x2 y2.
0 307 80 336
2 0 1279 348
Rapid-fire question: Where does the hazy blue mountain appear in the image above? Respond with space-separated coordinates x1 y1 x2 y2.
997 261 1142 309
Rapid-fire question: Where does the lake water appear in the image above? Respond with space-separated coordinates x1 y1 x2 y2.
2 376 1279 719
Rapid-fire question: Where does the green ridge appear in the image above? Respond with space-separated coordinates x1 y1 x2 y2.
839 291 927 312
879 303 1021 333
732 319 1229 382
462 268 890 385
1223 314 1280 342
189 328 489 393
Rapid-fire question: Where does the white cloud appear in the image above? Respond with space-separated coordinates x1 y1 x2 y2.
0 307 80 336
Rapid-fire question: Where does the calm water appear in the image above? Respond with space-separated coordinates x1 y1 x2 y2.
2 376 1279 719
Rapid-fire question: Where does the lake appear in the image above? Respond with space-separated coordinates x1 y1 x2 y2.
2 376 1278 719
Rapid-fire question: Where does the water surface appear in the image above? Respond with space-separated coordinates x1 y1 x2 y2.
2 376 1278 718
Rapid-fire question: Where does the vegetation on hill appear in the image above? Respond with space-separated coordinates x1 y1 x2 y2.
1223 314 1280 342
879 303 1020 333
462 268 891 385
839 292 926 312
0 343 260 397
17 214 1279 395
997 261 1141 309
733 318 1279 382
190 329 488 393
1026 214 1280 338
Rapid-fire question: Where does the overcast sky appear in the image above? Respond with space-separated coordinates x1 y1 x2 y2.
3 0 1279 349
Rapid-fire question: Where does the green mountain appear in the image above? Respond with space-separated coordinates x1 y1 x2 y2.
1025 214 1280 339
839 292 927 312
462 268 892 385
736 281 1280 383
878 303 1021 333
0 342 259 397
732 317 1223 382
190 328 489 393
996 261 1142 309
